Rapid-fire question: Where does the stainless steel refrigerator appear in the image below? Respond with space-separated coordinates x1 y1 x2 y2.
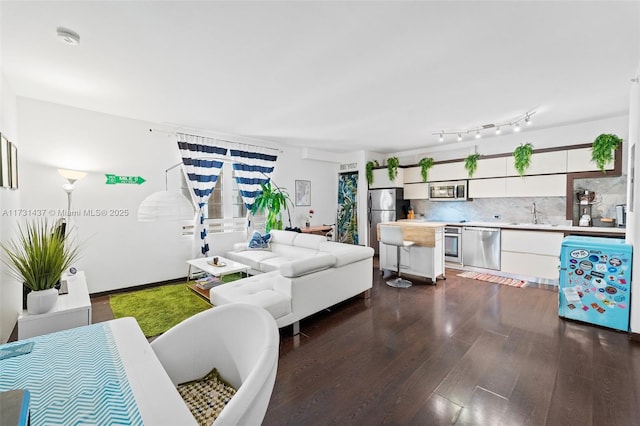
368 188 408 255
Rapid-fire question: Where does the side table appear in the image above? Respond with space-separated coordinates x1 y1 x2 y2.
17 271 92 340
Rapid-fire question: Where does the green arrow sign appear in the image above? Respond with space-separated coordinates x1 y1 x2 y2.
105 174 146 185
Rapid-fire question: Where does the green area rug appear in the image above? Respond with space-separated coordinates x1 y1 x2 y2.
109 274 242 338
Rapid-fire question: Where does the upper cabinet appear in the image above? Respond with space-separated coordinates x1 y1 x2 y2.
519 151 568 175
474 157 507 179
505 175 566 197
429 162 467 182
567 147 614 173
404 182 429 199
403 166 423 183
369 168 404 189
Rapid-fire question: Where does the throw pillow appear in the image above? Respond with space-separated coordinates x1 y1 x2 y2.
248 231 271 250
177 368 237 425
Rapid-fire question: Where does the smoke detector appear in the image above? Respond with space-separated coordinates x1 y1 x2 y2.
57 27 80 45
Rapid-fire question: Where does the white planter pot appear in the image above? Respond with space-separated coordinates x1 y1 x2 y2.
26 288 58 315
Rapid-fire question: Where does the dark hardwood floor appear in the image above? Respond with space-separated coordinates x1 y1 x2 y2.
89 265 640 425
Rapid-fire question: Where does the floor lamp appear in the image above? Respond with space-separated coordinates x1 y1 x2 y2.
58 168 87 216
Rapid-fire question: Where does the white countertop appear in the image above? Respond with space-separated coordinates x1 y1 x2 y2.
401 219 626 235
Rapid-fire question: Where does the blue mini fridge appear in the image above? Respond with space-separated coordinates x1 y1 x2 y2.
559 235 632 332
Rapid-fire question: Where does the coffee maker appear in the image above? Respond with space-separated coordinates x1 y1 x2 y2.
616 204 627 227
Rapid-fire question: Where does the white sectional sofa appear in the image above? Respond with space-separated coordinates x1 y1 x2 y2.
211 230 374 334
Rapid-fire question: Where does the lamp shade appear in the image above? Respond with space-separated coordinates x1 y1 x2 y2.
58 168 87 183
137 191 194 222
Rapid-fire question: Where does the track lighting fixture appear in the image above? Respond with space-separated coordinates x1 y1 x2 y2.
431 110 536 143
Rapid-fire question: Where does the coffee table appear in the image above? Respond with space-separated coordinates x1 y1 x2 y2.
186 256 250 300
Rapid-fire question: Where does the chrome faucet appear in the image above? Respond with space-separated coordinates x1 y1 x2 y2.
531 202 538 224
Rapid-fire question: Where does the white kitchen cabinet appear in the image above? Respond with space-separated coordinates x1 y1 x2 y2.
473 157 507 179
369 167 404 188
567 147 614 172
379 227 444 283
468 178 506 198
404 182 428 199
501 230 563 280
403 166 423 183
519 150 568 175
505 175 566 197
428 162 467 182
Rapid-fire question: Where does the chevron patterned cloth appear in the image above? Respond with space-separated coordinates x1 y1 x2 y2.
0 323 142 425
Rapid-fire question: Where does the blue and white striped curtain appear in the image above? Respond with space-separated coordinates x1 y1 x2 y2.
230 149 278 211
177 133 227 257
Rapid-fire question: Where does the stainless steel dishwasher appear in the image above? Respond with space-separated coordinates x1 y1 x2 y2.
462 227 501 270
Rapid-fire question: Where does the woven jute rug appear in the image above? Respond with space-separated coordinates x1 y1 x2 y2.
457 271 528 288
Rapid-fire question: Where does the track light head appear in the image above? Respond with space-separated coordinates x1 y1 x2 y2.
525 115 532 125
439 132 444 142
495 127 501 135
457 133 462 141
513 122 521 132
475 130 481 139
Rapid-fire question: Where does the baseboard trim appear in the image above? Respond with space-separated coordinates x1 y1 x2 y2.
90 276 187 299
630 332 640 342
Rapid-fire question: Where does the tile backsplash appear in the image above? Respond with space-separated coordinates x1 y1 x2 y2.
410 175 627 226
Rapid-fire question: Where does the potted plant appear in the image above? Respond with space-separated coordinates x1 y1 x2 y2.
513 142 534 176
387 157 400 181
366 161 375 186
591 133 622 173
1 219 79 314
251 181 292 233
464 153 480 178
418 157 434 182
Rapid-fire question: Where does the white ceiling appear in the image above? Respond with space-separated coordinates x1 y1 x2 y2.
1 1 638 154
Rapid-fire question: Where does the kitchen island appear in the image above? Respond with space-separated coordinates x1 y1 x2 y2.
377 221 446 284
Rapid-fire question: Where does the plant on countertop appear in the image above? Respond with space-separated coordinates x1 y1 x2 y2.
418 157 435 182
366 161 375 186
464 153 480 178
387 156 400 181
1 218 79 291
591 133 622 173
513 142 534 177
251 181 292 233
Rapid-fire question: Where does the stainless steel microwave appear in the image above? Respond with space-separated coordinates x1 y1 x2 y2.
428 181 468 201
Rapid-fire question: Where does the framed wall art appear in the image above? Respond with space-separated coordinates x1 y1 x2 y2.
0 134 9 188
295 180 311 206
9 141 18 189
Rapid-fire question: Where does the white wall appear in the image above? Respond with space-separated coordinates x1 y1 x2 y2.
16 98 340 294
0 73 21 343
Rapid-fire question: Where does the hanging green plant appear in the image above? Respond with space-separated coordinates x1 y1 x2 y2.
418 157 434 182
513 142 534 177
591 133 622 173
464 153 480 178
387 157 400 181
366 161 375 186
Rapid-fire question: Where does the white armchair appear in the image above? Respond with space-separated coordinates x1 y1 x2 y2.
150 303 279 425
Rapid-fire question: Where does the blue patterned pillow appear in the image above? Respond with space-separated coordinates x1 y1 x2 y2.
248 231 271 250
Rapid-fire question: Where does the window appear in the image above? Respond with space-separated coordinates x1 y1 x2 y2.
181 162 248 234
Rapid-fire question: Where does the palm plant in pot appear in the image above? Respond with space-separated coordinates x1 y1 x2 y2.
1 219 79 314
251 181 293 233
